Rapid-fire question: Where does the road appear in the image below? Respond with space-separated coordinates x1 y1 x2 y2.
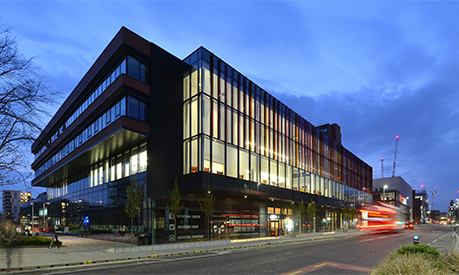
62 224 455 275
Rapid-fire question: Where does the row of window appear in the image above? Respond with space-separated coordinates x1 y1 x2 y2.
48 175 147 208
90 143 147 187
184 59 313 140
35 56 148 161
47 143 147 200
183 49 372 190
183 135 372 204
34 96 149 178
184 94 350 178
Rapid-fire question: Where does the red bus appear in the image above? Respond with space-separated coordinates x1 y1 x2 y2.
360 202 404 231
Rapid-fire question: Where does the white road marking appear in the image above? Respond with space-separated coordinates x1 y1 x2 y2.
359 238 374 243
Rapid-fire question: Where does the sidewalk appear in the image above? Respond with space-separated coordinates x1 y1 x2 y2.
0 228 456 274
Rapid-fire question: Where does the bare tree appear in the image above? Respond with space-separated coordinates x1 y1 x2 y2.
0 22 55 187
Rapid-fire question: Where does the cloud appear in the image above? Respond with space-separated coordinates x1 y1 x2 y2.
2 0 459 212
272 45 459 210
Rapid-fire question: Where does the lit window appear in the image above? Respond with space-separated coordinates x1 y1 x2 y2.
139 150 147 172
99 165 103 184
116 162 122 180
131 153 138 174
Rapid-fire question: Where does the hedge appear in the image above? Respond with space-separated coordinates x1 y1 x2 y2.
0 236 62 247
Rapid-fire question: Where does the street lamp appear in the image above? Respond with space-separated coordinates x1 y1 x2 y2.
406 197 412 221
383 185 388 201
43 202 50 237
31 202 34 236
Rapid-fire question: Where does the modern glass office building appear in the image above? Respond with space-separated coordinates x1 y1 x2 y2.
31 27 372 244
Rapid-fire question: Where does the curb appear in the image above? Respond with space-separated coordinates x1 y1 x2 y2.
454 231 459 253
104 239 232 254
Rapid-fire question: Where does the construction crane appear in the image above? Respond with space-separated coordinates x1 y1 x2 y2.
392 136 399 177
381 157 384 178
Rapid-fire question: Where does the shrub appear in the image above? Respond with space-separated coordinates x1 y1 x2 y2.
396 244 441 258
373 245 459 274
89 228 113 234
0 236 62 247
392 244 442 268
372 253 443 275
441 251 459 273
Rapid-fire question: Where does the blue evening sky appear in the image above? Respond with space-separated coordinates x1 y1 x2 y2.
1 1 458 212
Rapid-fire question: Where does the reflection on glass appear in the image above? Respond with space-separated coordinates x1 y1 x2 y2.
212 140 224 175
227 145 237 178
181 47 373 206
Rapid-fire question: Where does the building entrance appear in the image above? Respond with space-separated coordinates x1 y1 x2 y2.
268 219 279 236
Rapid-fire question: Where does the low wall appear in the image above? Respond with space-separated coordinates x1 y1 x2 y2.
104 239 232 254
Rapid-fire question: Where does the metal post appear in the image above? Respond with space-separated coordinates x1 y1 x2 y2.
138 207 140 232
31 203 34 236
43 202 46 237
43 202 49 237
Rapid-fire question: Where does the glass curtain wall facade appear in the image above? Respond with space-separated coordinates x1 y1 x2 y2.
182 48 372 205
34 56 148 162
50 143 148 231
32 52 150 234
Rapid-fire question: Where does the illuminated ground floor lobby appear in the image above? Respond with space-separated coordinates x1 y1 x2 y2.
26 172 362 245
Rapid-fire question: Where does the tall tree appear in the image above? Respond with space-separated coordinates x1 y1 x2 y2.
306 202 317 233
124 177 143 246
294 199 307 233
343 207 358 229
342 207 352 229
167 175 183 243
198 188 215 240
0 22 56 187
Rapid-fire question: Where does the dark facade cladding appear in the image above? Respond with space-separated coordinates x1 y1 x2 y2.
30 27 373 244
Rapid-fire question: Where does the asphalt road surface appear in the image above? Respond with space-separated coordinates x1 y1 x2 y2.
61 224 454 275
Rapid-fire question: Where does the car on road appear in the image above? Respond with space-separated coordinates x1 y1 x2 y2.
405 222 414 230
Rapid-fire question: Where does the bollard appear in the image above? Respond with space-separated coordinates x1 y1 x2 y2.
413 234 419 245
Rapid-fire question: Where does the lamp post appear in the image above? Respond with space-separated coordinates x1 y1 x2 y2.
43 202 50 237
383 185 388 201
406 197 411 221
137 207 140 233
31 202 34 236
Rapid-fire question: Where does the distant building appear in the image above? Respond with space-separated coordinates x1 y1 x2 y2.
317 123 342 145
19 192 48 228
447 202 456 222
373 177 412 221
2 190 22 222
413 190 429 224
21 192 32 204
434 211 443 223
